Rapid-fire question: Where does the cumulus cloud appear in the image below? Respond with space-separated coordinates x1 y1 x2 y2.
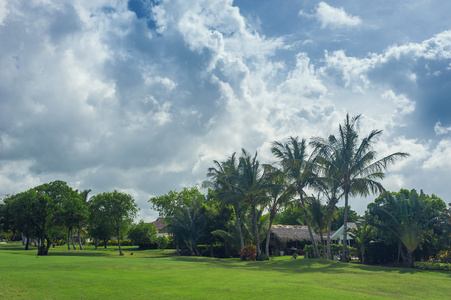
1 0 451 217
315 2 362 29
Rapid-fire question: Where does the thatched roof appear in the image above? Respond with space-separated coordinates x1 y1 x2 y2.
271 225 320 243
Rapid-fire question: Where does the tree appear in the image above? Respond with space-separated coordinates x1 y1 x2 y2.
368 189 443 268
262 165 295 257
205 153 246 251
149 187 205 254
311 113 409 262
272 137 320 258
306 195 327 254
128 221 157 249
75 189 91 250
349 220 374 264
169 194 206 256
90 191 138 255
87 200 115 249
61 191 87 250
238 149 266 258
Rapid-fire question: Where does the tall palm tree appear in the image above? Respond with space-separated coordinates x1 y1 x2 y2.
238 149 266 258
271 137 321 258
262 164 296 257
311 113 409 262
205 153 245 250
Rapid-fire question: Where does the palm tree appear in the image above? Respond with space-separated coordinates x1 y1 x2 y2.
314 176 342 260
205 153 245 250
311 113 409 262
271 137 321 258
262 164 296 257
306 194 327 255
349 220 374 264
238 149 266 258
370 190 439 268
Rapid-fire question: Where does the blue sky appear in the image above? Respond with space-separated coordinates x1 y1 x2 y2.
1 0 450 220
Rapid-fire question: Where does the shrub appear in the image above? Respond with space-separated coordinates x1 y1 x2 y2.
257 253 268 261
240 244 257 261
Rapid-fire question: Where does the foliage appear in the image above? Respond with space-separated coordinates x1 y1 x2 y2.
368 189 443 267
240 244 257 261
128 221 158 249
89 191 138 255
149 187 204 218
311 113 409 262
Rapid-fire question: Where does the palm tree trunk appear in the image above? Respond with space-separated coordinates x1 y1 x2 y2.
233 204 245 250
251 204 261 257
326 211 334 260
342 192 349 262
265 211 276 257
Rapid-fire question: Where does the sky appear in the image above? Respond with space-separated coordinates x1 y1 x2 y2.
1 0 451 221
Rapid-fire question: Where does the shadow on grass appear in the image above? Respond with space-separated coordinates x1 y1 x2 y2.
168 256 451 277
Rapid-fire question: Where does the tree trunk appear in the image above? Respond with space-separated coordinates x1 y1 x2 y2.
71 232 77 250
25 234 30 250
104 239 108 249
117 230 123 255
407 250 414 268
176 240 180 256
95 238 98 250
233 204 245 250
78 228 83 250
251 204 261 258
67 228 71 250
265 211 275 257
326 213 333 260
342 192 349 262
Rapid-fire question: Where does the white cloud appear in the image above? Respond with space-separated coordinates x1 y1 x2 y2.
315 2 362 29
434 121 451 135
423 139 451 170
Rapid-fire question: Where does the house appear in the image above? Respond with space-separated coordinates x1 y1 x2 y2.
270 225 320 256
330 222 357 245
152 217 170 237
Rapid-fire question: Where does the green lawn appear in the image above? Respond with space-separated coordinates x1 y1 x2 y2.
0 244 450 299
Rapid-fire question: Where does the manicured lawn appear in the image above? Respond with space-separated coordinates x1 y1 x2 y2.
0 244 450 299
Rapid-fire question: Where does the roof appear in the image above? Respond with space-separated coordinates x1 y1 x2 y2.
331 222 357 240
270 225 320 243
152 217 168 231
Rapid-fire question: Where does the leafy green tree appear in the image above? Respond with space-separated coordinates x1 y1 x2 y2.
128 221 157 249
90 191 138 255
272 137 320 258
87 200 115 249
274 205 306 225
61 191 87 250
149 187 205 253
330 206 359 231
311 113 409 262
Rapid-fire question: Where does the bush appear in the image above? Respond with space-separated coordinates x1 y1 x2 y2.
240 244 257 261
257 253 268 261
303 244 323 258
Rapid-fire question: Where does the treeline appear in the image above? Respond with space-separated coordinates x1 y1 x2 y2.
0 182 139 256
150 114 450 267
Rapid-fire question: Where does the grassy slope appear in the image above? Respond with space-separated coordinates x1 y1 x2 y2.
0 245 450 299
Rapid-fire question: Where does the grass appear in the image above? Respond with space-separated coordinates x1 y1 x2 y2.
0 244 450 299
